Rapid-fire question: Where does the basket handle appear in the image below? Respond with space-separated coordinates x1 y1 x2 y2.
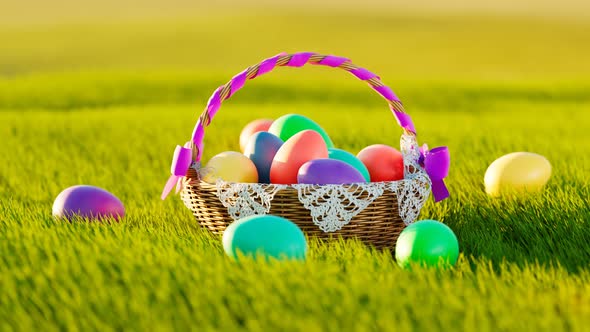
191 52 416 162
161 52 450 202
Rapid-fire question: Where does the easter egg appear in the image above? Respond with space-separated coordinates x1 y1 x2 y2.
239 118 274 152
328 148 371 182
297 158 366 185
270 130 329 184
484 152 552 197
243 132 284 183
222 215 308 261
395 219 459 269
357 144 404 182
52 185 125 221
268 113 334 149
202 151 258 183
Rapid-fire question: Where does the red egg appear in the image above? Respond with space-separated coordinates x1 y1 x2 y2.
357 144 405 182
52 185 125 221
270 130 329 184
239 119 274 152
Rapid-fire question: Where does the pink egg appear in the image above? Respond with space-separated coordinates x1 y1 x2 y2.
239 119 274 152
270 130 328 184
52 185 125 221
297 158 366 185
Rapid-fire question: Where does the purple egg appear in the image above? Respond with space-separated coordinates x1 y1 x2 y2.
297 158 367 185
244 131 284 183
52 185 125 221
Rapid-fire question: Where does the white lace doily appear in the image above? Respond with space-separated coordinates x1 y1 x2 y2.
193 133 432 232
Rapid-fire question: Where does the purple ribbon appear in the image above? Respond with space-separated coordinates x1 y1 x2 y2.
392 110 416 134
161 143 193 200
419 144 450 202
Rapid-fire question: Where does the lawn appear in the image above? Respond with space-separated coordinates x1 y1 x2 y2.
1 3 590 331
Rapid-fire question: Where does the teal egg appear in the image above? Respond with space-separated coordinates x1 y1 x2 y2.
395 219 459 269
268 113 334 149
328 148 371 182
222 215 308 261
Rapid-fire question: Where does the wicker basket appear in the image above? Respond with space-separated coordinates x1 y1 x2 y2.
161 52 450 251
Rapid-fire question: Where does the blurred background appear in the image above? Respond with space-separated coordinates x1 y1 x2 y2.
2 0 589 77
1 0 589 130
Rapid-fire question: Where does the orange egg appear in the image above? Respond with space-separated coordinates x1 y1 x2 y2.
357 144 405 182
270 130 329 184
239 119 274 152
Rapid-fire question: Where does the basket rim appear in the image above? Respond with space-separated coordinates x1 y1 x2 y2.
184 162 432 191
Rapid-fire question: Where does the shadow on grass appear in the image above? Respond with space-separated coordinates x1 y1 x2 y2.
434 185 590 274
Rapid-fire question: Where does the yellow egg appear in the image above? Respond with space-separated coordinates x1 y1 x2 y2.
202 151 258 183
484 152 552 197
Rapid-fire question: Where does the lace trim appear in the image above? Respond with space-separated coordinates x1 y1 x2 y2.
193 133 432 232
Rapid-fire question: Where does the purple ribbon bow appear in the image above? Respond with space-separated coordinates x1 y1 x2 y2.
161 143 193 200
419 144 450 202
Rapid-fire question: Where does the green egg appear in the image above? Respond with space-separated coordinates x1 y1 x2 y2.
328 148 371 182
395 219 459 269
268 114 334 149
222 215 308 261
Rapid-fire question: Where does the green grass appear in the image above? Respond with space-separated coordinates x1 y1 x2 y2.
1 4 590 331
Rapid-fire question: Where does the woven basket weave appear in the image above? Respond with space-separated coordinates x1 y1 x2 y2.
161 52 450 251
